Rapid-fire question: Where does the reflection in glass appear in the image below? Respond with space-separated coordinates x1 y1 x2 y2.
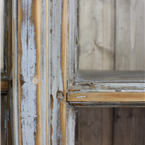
78 0 145 71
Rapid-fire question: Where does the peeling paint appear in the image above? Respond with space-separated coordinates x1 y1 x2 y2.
49 0 64 144
66 104 75 145
20 0 37 144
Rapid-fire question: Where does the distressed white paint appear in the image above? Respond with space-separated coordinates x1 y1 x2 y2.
11 0 76 144
21 0 37 144
49 0 64 144
66 104 75 145
0 0 4 72
67 0 77 85
69 82 145 92
41 0 47 144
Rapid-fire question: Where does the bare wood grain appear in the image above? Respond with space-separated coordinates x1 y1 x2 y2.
115 0 145 70
78 0 145 71
113 108 145 145
77 108 113 145
61 0 67 144
68 92 145 102
1 80 9 92
78 0 115 70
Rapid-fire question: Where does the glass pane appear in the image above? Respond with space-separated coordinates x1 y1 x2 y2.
0 0 4 72
0 96 5 145
75 107 145 145
78 0 145 72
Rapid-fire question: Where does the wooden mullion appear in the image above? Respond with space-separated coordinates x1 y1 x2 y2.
67 92 145 103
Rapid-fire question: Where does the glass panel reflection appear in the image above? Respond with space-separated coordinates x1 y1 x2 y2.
78 0 145 71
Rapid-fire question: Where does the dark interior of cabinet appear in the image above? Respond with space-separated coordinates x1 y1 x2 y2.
0 96 4 145
75 107 145 145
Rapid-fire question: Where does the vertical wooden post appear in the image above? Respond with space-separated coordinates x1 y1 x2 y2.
13 0 76 144
13 0 49 144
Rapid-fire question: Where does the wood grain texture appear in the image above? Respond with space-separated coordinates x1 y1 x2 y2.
79 0 115 70
1 80 9 92
115 0 145 70
77 108 113 145
68 92 145 102
78 0 145 71
76 108 145 145
113 108 145 145
61 0 67 144
17 0 49 144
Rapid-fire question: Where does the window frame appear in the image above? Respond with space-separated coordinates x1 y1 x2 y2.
12 0 145 145
66 0 145 106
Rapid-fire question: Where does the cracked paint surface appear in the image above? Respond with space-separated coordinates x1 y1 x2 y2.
21 0 37 144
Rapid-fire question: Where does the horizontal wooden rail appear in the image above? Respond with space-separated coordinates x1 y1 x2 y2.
1 80 9 93
67 92 145 102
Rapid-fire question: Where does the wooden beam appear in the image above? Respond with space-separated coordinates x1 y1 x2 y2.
60 0 67 144
67 92 145 102
15 0 49 144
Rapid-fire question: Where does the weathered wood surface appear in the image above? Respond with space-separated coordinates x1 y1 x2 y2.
17 0 48 144
12 0 76 144
0 0 4 72
68 92 145 102
76 108 145 145
76 108 113 145
115 0 145 70
1 80 9 93
78 0 145 71
79 0 115 70
113 108 145 145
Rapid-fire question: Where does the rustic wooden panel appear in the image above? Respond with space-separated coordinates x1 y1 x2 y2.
115 0 145 70
0 96 4 145
77 108 113 145
78 0 145 71
76 108 145 145
113 108 145 145
78 0 115 70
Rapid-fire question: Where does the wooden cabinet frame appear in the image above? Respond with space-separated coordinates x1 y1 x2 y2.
12 0 145 145
1 1 13 145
